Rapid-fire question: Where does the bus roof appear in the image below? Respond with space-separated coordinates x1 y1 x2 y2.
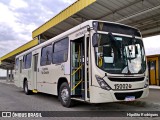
16 20 142 58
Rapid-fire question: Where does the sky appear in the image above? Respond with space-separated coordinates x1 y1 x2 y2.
0 0 160 76
143 35 160 55
0 0 77 76
0 0 77 57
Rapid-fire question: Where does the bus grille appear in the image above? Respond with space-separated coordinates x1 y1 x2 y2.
114 91 143 100
108 77 145 82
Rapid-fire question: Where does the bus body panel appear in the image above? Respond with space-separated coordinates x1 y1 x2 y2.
89 86 149 103
91 64 148 90
14 20 149 105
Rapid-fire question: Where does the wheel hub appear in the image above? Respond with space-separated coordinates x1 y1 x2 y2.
61 88 69 103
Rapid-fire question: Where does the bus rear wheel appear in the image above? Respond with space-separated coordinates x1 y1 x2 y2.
59 82 74 107
24 80 31 95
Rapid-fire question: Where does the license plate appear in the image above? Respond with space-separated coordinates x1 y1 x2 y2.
125 96 135 101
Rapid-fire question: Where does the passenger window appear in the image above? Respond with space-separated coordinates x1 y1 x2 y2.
52 38 69 64
15 58 19 70
40 44 52 66
24 53 32 69
23 56 25 69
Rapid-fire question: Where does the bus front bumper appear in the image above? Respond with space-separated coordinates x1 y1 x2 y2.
89 86 149 103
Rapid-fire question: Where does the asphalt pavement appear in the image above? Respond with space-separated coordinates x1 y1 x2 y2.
0 80 160 120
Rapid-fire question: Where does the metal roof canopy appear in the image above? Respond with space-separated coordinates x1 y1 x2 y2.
1 0 160 69
33 0 160 40
0 38 38 69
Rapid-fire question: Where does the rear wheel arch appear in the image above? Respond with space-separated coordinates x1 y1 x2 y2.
23 77 32 95
23 78 27 88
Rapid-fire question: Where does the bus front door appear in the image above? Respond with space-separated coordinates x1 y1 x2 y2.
71 36 90 101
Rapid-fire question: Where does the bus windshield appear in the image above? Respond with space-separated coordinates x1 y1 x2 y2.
93 33 146 74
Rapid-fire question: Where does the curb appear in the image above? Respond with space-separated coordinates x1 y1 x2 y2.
149 86 160 90
121 100 160 109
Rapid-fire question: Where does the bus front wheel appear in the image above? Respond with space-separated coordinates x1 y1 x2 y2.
59 82 73 107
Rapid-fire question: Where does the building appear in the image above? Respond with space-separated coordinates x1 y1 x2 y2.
147 55 160 86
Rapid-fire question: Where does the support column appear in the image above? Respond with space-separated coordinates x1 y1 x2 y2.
10 69 13 82
6 69 9 82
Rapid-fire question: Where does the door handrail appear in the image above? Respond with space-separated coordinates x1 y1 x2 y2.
71 79 83 91
71 65 82 76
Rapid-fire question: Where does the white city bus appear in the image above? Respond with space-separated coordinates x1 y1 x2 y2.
14 20 149 107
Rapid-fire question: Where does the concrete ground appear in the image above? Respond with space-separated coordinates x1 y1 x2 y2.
0 80 159 120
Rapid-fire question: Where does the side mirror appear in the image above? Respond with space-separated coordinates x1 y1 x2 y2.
93 34 98 47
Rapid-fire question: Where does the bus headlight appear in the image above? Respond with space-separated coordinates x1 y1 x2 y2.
144 77 149 88
95 75 111 90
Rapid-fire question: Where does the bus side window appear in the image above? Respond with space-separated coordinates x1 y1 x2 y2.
40 44 52 66
24 53 32 69
52 38 69 64
15 58 19 71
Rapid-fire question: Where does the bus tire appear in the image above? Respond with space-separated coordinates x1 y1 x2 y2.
24 80 32 95
59 82 74 107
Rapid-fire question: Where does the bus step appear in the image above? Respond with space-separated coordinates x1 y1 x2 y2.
71 95 82 98
71 98 85 102
32 89 38 93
